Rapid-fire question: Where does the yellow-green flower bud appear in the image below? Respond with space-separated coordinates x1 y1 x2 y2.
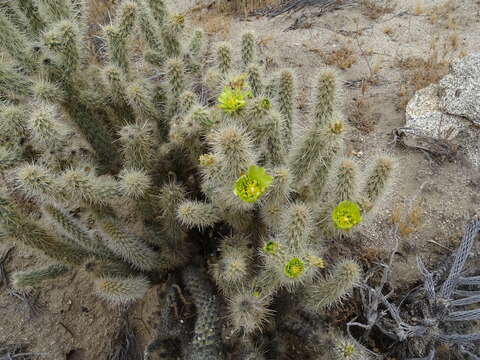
284 258 304 279
263 241 278 255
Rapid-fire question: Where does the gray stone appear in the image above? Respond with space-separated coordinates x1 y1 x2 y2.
405 84 480 167
406 84 467 139
438 53 480 125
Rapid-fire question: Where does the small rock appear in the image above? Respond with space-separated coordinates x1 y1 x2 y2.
438 53 480 125
406 84 466 139
405 84 480 167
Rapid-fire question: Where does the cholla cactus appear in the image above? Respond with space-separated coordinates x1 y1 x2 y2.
0 1 398 358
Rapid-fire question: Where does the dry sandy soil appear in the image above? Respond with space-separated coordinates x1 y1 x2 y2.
1 0 480 359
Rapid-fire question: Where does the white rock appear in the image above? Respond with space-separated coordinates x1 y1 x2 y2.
438 53 480 125
405 84 467 140
405 84 480 167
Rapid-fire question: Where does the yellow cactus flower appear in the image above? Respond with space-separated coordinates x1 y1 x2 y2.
233 165 272 203
284 258 305 279
331 201 362 231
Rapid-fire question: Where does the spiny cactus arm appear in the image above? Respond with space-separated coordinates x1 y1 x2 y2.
0 63 33 96
279 202 313 250
177 200 221 230
216 43 232 75
313 69 339 126
440 218 480 300
105 25 129 74
0 11 36 72
85 259 136 278
264 76 277 99
32 79 66 103
309 116 345 199
165 58 186 98
288 126 325 183
209 124 256 184
59 169 120 206
204 69 223 99
331 158 358 204
118 168 151 200
179 91 197 115
277 70 294 148
227 290 273 335
170 106 209 145
28 104 64 146
42 20 81 76
161 14 184 58
144 48 165 69
125 80 159 122
97 218 161 271
0 105 29 140
182 266 216 310
210 236 252 291
136 0 163 53
0 1 28 29
119 122 155 171
60 101 121 173
0 197 88 264
15 164 63 201
261 167 291 228
244 97 272 130
104 65 127 104
42 204 116 259
11 263 70 288
0 146 20 170
239 340 267 360
94 275 150 305
306 259 361 312
241 32 255 68
36 0 72 22
188 29 204 58
361 156 395 209
260 113 286 168
102 65 136 124
146 0 167 26
247 64 263 97
182 266 223 359
153 183 186 243
114 1 136 39
18 0 45 35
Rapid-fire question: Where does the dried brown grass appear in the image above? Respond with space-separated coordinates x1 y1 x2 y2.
396 39 452 110
359 0 395 20
347 80 378 133
215 0 279 15
389 201 424 238
188 7 231 39
321 42 357 70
